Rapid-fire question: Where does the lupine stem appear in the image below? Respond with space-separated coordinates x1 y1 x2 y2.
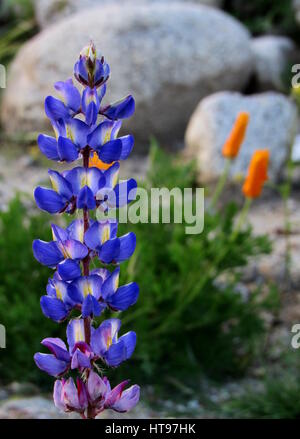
82 208 90 277
83 146 90 168
82 146 90 278
82 146 91 345
82 146 92 418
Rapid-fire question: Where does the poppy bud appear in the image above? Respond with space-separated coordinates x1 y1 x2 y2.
222 112 250 159
242 150 269 198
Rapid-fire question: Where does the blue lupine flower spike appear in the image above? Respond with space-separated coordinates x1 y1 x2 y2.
33 41 139 419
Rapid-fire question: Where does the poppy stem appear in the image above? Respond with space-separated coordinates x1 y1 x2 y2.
210 158 231 210
232 196 252 240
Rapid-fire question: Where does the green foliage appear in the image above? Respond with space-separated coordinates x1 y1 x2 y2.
223 354 300 418
0 0 34 22
230 378 300 419
0 196 64 386
224 0 299 39
0 0 37 66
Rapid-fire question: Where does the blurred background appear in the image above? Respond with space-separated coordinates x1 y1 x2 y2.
1 0 300 419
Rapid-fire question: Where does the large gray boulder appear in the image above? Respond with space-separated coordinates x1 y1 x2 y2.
1 3 254 149
34 0 223 29
251 36 296 91
184 91 298 182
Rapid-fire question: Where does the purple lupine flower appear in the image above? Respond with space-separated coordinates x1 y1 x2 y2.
86 370 140 416
104 378 140 413
34 327 91 377
38 117 89 163
84 219 137 264
40 275 75 322
35 317 136 376
68 318 136 368
33 42 140 419
87 119 134 162
54 377 88 415
34 166 136 214
92 267 139 311
33 223 88 276
67 275 105 318
34 338 71 377
40 267 139 323
100 95 135 121
90 318 136 367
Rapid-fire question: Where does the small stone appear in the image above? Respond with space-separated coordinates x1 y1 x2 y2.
7 382 39 396
187 399 200 410
0 389 9 401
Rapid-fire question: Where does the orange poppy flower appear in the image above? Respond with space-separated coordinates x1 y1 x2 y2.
88 152 117 170
242 150 269 198
222 112 250 159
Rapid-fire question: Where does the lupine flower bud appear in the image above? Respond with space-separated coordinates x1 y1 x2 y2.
80 41 97 65
53 378 88 414
222 112 250 159
74 41 110 88
242 149 269 198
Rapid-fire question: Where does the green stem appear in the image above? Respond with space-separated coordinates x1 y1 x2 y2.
232 197 252 241
210 158 231 210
